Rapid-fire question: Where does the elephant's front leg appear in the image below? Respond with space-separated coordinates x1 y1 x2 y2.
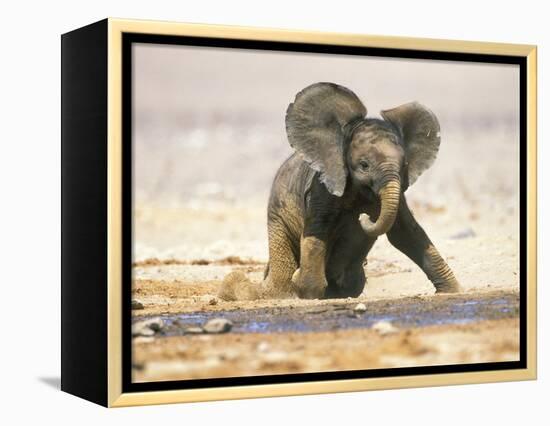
293 179 342 298
387 195 461 293
292 235 329 299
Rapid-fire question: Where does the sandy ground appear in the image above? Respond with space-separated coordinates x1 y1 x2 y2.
132 317 519 382
131 126 521 382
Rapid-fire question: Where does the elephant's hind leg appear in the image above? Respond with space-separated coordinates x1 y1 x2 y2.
263 223 299 299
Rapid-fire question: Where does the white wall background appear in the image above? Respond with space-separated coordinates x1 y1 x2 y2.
0 0 546 424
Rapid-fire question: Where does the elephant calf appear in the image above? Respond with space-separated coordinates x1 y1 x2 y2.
220 82 460 300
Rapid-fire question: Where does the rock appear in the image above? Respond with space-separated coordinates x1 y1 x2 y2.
131 299 144 310
132 317 164 336
147 318 164 332
257 342 270 352
184 326 204 334
353 303 367 314
203 318 233 334
132 323 154 337
208 297 218 306
372 321 399 336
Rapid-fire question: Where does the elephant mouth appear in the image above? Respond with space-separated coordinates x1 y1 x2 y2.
358 184 377 202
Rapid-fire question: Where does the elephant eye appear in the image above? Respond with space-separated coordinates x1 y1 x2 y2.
359 160 369 171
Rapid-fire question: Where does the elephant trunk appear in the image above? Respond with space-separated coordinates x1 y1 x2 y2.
360 179 401 237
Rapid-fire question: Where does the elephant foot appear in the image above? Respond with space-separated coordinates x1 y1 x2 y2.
291 268 327 299
218 271 261 301
434 279 462 294
261 275 300 300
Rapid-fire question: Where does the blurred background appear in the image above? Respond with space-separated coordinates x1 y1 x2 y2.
132 42 520 287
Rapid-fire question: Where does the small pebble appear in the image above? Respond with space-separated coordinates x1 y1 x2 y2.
132 317 164 336
203 318 233 334
372 321 399 336
257 342 270 352
147 318 164 332
132 324 154 337
131 300 144 310
353 303 367 314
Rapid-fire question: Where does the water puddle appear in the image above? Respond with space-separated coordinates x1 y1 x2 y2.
134 293 519 336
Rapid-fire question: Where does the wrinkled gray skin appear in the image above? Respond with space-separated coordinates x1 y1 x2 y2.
222 82 461 300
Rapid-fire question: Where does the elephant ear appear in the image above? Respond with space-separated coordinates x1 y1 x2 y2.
381 102 441 186
286 82 367 196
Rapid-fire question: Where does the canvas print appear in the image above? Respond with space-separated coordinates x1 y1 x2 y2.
130 43 520 383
